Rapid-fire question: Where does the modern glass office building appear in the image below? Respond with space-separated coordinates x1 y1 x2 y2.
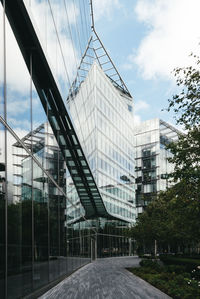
0 1 180 298
0 1 135 297
66 61 136 259
67 62 136 224
134 118 180 214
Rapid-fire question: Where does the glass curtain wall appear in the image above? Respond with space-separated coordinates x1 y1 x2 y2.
67 63 136 223
0 1 94 298
67 219 133 259
135 118 179 213
67 62 135 257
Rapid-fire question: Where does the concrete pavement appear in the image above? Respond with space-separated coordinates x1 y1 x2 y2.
40 256 171 299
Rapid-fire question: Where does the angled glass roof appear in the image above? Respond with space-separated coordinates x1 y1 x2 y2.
68 30 132 102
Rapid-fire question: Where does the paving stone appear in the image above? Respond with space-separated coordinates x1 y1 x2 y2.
40 256 171 299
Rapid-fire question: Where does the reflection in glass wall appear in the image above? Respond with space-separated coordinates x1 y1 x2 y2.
0 125 5 298
25 0 92 99
0 124 92 299
135 118 180 214
1 0 137 297
68 219 132 260
0 1 93 298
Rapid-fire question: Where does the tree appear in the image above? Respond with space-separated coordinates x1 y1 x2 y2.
129 182 200 254
168 54 200 128
129 193 173 253
129 54 200 253
167 54 200 183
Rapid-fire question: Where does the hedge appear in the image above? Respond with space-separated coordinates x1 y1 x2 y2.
160 255 200 271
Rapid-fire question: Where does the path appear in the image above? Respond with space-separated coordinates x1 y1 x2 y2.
40 256 171 299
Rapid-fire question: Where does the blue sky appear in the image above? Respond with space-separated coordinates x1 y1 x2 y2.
1 0 200 176
1 0 200 132
93 0 200 126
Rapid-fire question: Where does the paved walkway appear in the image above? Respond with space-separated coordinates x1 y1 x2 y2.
40 256 171 299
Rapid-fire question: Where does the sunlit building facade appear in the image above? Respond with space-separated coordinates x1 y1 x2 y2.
135 118 180 214
67 62 136 224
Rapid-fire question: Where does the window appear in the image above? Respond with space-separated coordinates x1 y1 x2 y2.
128 104 132 112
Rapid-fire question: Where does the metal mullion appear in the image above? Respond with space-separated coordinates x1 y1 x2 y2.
103 67 114 72
79 68 90 72
3 0 7 297
57 134 61 273
100 61 110 66
94 46 102 51
30 53 34 293
46 104 50 284
86 54 94 59
109 73 118 78
82 61 92 66
97 54 107 59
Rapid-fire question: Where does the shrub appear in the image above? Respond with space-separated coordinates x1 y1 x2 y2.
139 259 162 271
160 255 200 271
138 254 154 259
165 264 187 274
191 267 200 280
128 258 200 299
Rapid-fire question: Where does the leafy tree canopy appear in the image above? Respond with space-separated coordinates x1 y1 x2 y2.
167 54 200 183
129 53 200 251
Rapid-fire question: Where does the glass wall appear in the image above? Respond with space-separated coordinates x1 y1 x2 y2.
0 1 93 298
0 122 92 299
67 63 136 223
68 219 132 259
135 118 179 214
0 1 135 297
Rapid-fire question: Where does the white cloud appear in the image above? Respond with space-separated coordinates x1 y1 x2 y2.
7 118 31 129
30 0 79 87
0 1 80 95
135 100 150 112
134 114 142 126
131 0 200 80
133 101 150 126
93 0 121 21
121 62 134 71
0 93 40 121
0 8 30 93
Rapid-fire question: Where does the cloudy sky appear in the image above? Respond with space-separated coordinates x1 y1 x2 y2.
93 0 200 125
1 0 200 179
1 0 200 131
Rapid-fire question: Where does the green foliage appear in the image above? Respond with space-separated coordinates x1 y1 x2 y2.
128 259 200 299
139 259 162 271
129 181 200 251
160 255 200 271
167 54 200 184
138 254 154 259
165 264 187 274
168 54 200 128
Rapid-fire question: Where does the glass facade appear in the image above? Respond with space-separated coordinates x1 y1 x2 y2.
0 0 153 297
0 1 181 297
67 62 136 223
0 1 97 298
135 118 180 214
